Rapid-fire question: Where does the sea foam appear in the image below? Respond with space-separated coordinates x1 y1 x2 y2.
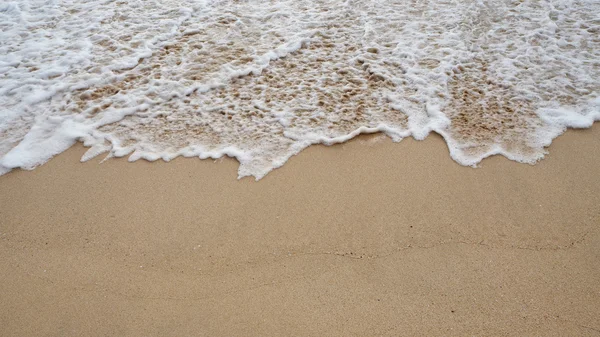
1 0 599 179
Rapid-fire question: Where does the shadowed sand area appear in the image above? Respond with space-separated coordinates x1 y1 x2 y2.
1 126 599 336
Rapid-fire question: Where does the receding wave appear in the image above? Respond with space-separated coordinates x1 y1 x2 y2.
1 0 599 179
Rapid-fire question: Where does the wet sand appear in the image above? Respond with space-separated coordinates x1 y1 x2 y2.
1 127 599 336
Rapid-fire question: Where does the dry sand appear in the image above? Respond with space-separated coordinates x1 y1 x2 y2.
1 127 599 336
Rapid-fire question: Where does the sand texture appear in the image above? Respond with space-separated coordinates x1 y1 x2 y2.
1 127 599 336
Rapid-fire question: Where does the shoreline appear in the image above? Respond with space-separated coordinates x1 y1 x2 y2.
1 126 599 336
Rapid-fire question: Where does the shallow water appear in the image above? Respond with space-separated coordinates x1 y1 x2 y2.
1 0 599 179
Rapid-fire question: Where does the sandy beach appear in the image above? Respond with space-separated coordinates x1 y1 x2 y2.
2 0 600 335
1 126 599 336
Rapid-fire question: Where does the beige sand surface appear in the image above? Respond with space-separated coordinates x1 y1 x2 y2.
1 127 599 336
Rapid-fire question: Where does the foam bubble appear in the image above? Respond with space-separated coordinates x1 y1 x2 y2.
1 0 599 179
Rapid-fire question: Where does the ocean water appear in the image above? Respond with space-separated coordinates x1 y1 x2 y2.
1 0 599 179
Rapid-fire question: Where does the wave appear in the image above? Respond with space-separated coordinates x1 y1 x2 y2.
1 0 599 179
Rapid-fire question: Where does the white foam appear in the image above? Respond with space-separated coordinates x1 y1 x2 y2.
1 118 91 170
1 0 599 179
